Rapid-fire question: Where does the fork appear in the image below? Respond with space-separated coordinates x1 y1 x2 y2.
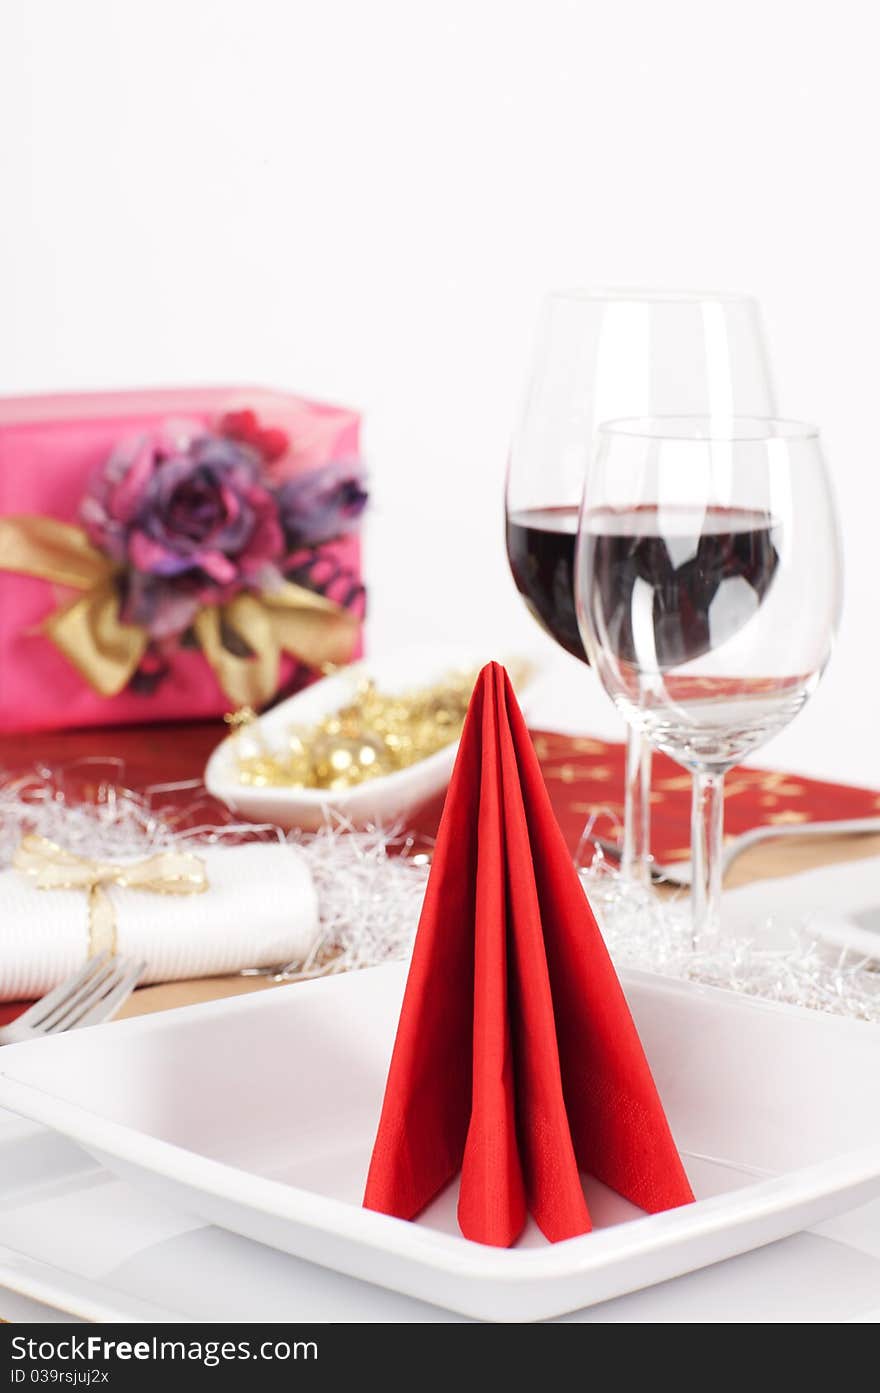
592 815 880 889
0 952 146 1045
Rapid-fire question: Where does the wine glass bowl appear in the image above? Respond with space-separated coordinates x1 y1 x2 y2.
578 416 841 770
505 290 778 880
505 506 585 661
575 416 842 944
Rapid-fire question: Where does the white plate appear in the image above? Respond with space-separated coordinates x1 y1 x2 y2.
1 965 879 1322
2 1112 880 1324
723 855 880 958
204 644 533 830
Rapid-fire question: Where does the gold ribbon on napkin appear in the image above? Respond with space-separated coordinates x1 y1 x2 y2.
0 515 359 706
12 834 209 957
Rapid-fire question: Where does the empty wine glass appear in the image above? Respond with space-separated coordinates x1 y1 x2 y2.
575 416 842 946
506 289 776 880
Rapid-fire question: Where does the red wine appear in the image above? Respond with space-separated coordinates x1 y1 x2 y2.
506 506 587 662
585 505 780 670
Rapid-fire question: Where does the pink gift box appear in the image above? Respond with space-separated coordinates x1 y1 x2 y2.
0 387 364 733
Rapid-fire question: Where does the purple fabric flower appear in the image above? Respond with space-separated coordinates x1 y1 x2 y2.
277 460 368 550
82 426 285 638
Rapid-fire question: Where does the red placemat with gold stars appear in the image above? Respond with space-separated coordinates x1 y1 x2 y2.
529 731 880 863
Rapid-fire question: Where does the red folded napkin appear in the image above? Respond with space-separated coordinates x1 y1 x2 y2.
363 661 694 1246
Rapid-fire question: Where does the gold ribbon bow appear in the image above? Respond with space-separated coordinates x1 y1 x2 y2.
0 515 359 707
13 834 209 957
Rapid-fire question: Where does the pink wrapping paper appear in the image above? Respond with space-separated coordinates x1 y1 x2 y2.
0 387 364 733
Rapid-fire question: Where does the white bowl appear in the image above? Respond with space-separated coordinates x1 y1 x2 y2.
204 645 534 830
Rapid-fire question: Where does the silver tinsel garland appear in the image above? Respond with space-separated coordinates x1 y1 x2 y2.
580 862 880 1024
0 766 877 1022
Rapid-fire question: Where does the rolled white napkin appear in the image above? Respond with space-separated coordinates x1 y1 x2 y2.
0 841 320 999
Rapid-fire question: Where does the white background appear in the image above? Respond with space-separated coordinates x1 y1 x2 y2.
1 0 878 784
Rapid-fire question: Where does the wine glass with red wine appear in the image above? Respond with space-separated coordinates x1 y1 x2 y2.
505 289 776 880
575 416 842 946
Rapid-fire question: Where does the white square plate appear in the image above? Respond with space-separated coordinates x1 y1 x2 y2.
0 963 879 1322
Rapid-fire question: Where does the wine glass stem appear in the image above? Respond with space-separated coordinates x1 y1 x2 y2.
622 729 652 883
690 768 725 950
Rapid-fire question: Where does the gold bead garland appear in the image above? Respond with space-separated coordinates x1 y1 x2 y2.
231 662 530 791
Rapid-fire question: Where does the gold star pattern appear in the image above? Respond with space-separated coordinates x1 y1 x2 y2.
655 774 693 792
567 737 610 755
519 729 880 864
570 800 624 817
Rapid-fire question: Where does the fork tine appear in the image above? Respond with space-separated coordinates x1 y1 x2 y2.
41 955 122 1033
19 952 112 1029
42 959 128 1035
68 961 146 1030
589 836 685 886
592 836 623 861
